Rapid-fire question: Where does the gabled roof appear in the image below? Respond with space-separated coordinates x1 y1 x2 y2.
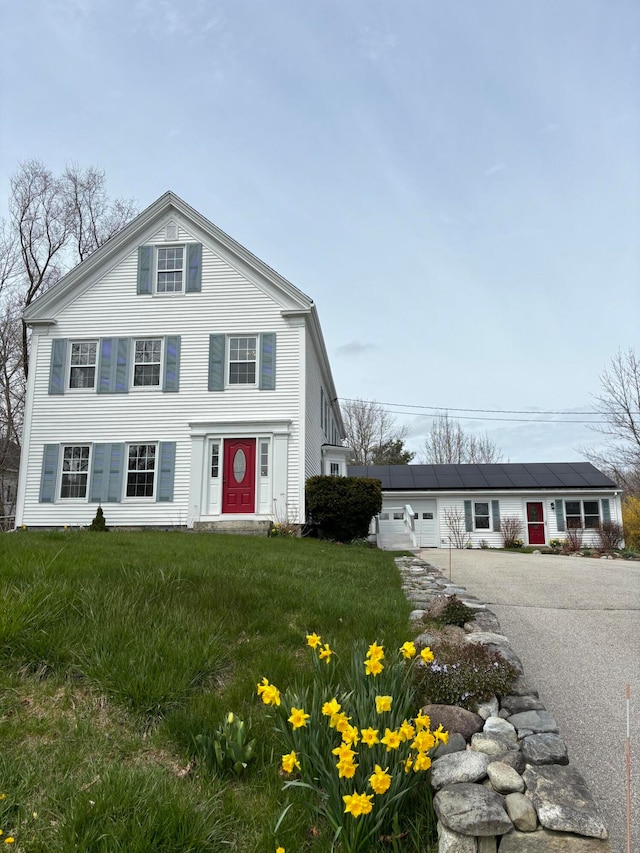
346 462 619 491
23 191 314 321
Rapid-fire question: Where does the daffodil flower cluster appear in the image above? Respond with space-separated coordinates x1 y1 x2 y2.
258 635 447 853
0 794 15 845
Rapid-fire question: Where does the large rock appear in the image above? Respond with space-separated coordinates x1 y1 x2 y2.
470 731 518 756
431 751 491 790
498 827 611 851
505 792 538 831
521 733 569 766
495 749 526 774
465 610 501 633
487 761 525 794
434 782 513 836
436 823 477 853
483 715 516 736
421 704 484 741
522 765 608 839
501 694 546 715
464 633 524 673
432 732 467 759
508 710 559 735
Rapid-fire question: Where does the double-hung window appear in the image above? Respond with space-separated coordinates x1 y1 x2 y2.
565 500 600 529
69 341 97 389
133 338 162 387
157 247 184 293
60 445 90 498
474 502 491 530
229 336 257 384
126 444 156 497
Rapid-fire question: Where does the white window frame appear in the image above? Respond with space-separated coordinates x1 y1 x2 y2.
132 338 163 388
228 336 258 386
330 462 340 476
565 499 601 529
156 245 184 294
125 443 157 499
68 340 97 390
60 445 91 499
474 501 491 531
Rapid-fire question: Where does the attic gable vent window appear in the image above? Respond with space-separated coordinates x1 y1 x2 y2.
165 222 179 241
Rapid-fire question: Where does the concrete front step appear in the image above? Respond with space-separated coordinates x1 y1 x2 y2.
377 534 418 552
193 520 272 536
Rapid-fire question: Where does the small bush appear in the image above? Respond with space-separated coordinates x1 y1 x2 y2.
623 496 640 550
549 538 564 552
500 516 523 549
305 476 382 542
562 526 583 553
426 595 475 628
595 520 624 552
89 506 108 532
414 641 518 710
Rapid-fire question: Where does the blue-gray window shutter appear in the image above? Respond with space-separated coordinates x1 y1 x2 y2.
49 339 67 395
491 500 500 531
99 338 130 393
89 443 107 502
259 333 276 390
163 336 181 392
208 334 225 391
464 500 473 532
137 245 153 294
186 243 202 293
555 499 565 532
157 441 176 502
39 444 59 503
601 499 611 523
107 444 125 502
115 338 130 393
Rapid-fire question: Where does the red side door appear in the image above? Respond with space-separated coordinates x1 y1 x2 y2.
222 439 256 513
526 502 545 545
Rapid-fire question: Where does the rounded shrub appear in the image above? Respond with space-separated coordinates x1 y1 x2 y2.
305 476 382 543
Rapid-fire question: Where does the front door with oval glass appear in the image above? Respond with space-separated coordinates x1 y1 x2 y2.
526 501 545 545
222 439 256 513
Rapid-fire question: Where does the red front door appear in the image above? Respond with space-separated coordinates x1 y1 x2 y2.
222 439 256 513
526 502 545 545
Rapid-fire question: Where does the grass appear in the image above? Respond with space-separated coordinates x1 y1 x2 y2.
0 531 426 852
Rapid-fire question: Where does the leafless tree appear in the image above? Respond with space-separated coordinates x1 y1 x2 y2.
500 515 523 548
422 413 503 464
443 507 470 548
341 398 412 465
0 297 25 526
582 349 640 495
5 160 137 376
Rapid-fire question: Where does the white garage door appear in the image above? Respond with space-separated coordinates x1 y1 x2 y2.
413 500 438 547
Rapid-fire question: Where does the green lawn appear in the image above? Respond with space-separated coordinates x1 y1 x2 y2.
0 531 419 852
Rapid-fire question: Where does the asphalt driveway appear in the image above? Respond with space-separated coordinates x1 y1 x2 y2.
419 548 640 853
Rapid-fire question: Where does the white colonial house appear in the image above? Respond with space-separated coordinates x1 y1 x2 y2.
348 463 623 550
16 192 349 531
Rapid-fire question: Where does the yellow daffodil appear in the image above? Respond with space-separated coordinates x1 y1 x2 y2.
276 847 285 853
369 764 392 795
400 640 416 659
322 697 341 716
364 658 384 676
330 712 351 732
341 724 360 746
319 643 333 663
413 752 432 772
332 744 356 761
256 677 281 706
343 791 374 818
0 794 5 800
412 730 436 752
288 707 310 729
281 751 301 774
375 695 392 713
420 646 435 664
414 711 431 730
434 724 449 744
4 840 15 846
399 719 416 742
404 756 414 773
306 632 321 649
360 727 380 747
380 728 402 751
337 758 358 778
366 641 384 661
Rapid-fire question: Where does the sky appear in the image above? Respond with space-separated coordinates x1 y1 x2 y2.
1 0 639 463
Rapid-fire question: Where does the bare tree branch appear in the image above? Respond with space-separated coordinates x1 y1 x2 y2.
341 398 411 465
422 413 503 464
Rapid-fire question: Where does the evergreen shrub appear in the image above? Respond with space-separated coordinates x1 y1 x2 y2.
305 476 382 543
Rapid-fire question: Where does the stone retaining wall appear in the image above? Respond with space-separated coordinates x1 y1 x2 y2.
396 556 611 853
